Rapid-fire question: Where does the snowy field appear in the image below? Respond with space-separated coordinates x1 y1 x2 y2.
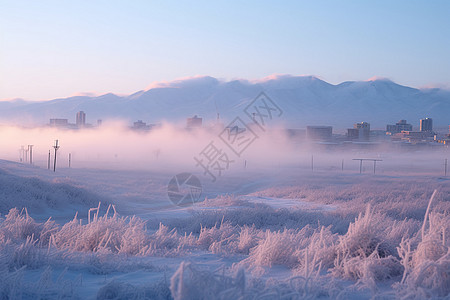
0 126 449 299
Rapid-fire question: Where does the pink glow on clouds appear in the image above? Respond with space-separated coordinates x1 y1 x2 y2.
69 92 100 97
144 74 330 92
253 74 290 82
247 73 327 83
145 75 213 90
418 83 450 90
365 76 392 82
69 91 129 98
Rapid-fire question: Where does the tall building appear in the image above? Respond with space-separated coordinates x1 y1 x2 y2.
355 122 370 140
349 122 370 141
131 120 155 131
187 115 202 128
420 118 433 132
76 111 86 127
386 120 412 134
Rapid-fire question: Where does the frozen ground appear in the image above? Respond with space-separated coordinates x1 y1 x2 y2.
0 157 449 299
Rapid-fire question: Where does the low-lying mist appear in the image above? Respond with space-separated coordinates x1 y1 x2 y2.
0 122 296 170
0 122 448 176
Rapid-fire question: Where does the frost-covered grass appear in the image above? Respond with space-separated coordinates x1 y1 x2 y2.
0 159 449 299
253 178 450 222
0 189 448 299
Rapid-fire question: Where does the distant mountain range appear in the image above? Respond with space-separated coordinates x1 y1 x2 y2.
1 75 449 129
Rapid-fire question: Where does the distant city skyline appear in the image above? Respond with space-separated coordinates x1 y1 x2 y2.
1 0 449 101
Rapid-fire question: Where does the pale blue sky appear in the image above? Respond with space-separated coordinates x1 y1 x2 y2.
1 0 449 100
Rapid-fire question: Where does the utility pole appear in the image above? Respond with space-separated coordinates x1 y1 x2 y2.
25 146 29 162
48 150 51 169
311 155 314 172
28 145 33 165
341 159 344 171
53 140 60 172
20 145 25 162
445 158 448 177
69 153 71 168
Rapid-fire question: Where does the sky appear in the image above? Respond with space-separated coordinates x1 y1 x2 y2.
1 0 449 101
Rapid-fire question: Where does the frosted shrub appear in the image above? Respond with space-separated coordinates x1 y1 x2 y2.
332 205 404 288
171 262 250 300
235 225 338 277
335 205 390 259
167 203 345 235
0 208 58 269
404 252 450 298
200 194 252 207
170 261 336 300
197 221 237 254
396 212 450 298
295 226 338 272
117 216 149 255
414 239 447 263
249 229 301 268
10 235 44 269
141 223 192 256
238 226 314 274
52 205 148 254
289 247 337 299
336 251 402 293
237 225 261 255
0 208 42 243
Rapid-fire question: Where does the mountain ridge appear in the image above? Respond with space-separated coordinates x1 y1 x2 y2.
1 75 449 129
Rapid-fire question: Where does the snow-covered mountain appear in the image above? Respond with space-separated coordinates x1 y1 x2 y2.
1 75 449 129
